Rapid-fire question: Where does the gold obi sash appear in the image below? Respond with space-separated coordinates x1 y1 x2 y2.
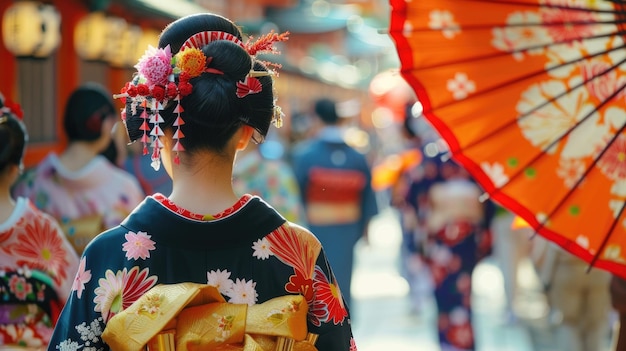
101 283 318 351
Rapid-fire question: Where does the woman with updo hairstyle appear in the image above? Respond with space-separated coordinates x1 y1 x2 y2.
48 13 355 351
0 93 79 348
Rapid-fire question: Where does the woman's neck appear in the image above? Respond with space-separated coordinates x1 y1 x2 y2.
0 183 16 224
168 154 239 216
59 142 101 172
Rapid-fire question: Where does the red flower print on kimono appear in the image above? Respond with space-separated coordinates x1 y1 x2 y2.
265 224 352 326
349 337 358 351
6 216 70 286
285 271 314 302
446 323 474 350
312 266 347 325
266 225 321 301
0 324 46 348
93 266 158 322
456 272 472 296
437 222 474 247
0 227 12 245
9 275 33 300
438 313 450 331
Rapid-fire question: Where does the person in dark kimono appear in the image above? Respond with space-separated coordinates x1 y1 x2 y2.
292 98 378 309
48 13 355 351
406 145 494 351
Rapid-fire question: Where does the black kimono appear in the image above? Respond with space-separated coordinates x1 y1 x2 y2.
48 195 355 351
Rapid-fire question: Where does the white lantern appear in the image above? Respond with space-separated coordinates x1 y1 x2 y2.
133 29 161 64
108 24 142 68
74 12 109 61
101 16 128 65
2 1 62 58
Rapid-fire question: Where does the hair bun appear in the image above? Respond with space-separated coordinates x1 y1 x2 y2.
202 41 252 81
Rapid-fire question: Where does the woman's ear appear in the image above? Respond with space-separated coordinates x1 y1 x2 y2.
235 125 255 151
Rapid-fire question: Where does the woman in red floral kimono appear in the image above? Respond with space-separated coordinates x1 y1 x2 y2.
48 12 355 351
0 94 80 348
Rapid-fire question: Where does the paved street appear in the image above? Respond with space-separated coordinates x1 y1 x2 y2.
349 208 567 351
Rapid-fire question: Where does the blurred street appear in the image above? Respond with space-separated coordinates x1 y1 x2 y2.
349 207 613 351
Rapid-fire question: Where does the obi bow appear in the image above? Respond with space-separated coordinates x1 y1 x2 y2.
102 283 317 351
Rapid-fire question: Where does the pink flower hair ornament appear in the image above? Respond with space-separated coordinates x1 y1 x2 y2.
113 30 289 171
135 45 173 87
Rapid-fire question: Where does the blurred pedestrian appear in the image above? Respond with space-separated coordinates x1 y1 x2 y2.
100 121 128 168
388 102 433 314
492 211 532 324
102 120 174 196
122 140 173 196
292 97 379 309
0 93 79 348
405 139 493 351
610 274 626 351
48 13 355 351
531 236 612 351
233 132 306 224
12 83 144 254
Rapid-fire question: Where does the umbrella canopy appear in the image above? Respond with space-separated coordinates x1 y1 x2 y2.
389 0 626 278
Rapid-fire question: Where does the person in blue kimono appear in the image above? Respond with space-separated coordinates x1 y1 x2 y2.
47 13 355 351
292 98 378 309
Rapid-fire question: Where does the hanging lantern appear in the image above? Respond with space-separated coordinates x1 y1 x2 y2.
108 24 142 68
75 13 145 68
74 11 109 61
133 29 160 63
2 1 62 58
101 16 128 65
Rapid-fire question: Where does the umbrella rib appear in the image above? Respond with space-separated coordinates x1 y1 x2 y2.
492 76 626 271
457 0 620 14
422 52 624 181
417 44 623 130
396 19 626 32
577 86 626 269
534 103 625 229
494 30 626 57
589 198 626 270
453 46 626 153
478 57 626 191
396 30 623 71
486 67 626 233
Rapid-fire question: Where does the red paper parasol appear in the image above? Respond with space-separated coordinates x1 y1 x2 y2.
389 0 626 278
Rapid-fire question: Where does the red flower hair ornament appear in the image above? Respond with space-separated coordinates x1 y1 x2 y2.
0 95 24 124
114 30 289 171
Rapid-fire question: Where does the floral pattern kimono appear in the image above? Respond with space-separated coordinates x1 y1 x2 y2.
0 197 80 348
48 194 356 351
12 154 144 254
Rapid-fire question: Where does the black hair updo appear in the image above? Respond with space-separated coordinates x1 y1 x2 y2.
64 83 116 142
124 13 275 155
0 94 28 173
